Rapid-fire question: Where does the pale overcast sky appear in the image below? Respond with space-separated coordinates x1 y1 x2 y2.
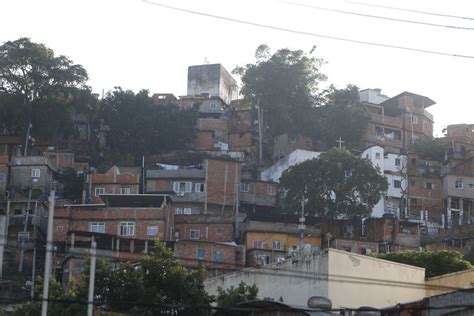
2 0 474 136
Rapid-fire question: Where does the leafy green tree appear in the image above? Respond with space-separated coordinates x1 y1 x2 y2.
0 38 89 140
12 277 85 316
97 88 198 162
376 250 472 278
315 85 371 149
62 167 84 203
414 137 446 162
280 148 388 220
234 45 326 141
216 281 259 307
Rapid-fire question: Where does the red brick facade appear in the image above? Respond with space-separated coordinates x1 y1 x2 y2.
90 166 140 203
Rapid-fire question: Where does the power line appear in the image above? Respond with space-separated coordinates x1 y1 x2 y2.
141 0 474 59
346 0 474 22
284 1 474 31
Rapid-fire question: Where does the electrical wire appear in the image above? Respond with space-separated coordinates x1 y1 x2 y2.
345 0 474 22
283 1 474 31
140 0 474 59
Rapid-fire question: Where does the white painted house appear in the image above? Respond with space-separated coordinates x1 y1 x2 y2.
361 145 407 218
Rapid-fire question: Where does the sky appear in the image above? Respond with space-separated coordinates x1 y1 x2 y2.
2 0 474 136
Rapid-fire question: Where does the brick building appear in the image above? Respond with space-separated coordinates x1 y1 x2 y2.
361 90 436 153
88 165 140 203
272 133 315 162
146 157 243 272
53 194 173 282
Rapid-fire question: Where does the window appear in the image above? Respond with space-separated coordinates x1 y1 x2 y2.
90 222 105 233
216 228 224 236
343 225 353 234
190 229 200 240
360 247 372 255
214 250 224 262
197 249 205 260
173 182 193 193
18 232 30 243
393 180 401 188
424 181 435 190
120 222 134 236
411 115 418 124
95 187 105 196
174 207 183 215
395 158 401 166
240 182 249 192
31 168 41 178
235 251 242 261
147 225 158 236
195 183 204 192
209 102 217 110
120 187 131 194
0 173 5 182
272 240 282 250
258 254 270 265
455 180 463 189
469 184 474 188
342 245 352 252
183 207 192 215
410 198 418 205
56 225 64 232
375 153 381 159
267 185 276 196
253 240 263 249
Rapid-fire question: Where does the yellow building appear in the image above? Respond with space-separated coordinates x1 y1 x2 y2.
243 219 321 266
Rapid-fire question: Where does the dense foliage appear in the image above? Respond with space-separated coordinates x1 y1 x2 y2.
234 45 326 140
315 85 371 149
0 37 89 141
13 242 212 315
280 148 388 220
97 88 198 161
62 167 84 203
376 250 472 278
216 281 259 307
414 137 446 162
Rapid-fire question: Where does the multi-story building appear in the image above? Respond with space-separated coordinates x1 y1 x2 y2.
88 165 140 203
442 150 474 227
9 156 60 196
272 133 315 163
53 194 174 283
146 157 243 273
242 212 321 267
361 89 436 153
362 145 408 218
441 123 474 157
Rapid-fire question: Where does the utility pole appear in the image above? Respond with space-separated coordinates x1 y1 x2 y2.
19 188 32 272
87 236 97 316
299 195 306 258
41 189 55 316
257 99 263 163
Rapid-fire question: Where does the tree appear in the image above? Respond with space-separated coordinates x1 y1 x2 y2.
79 242 213 315
234 45 326 142
62 167 84 203
0 38 89 140
216 281 259 307
315 85 371 149
280 148 388 220
97 88 198 162
376 250 472 278
414 137 446 162
12 277 85 316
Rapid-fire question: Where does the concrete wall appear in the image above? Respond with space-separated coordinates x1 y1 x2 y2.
204 251 330 304
187 64 237 105
327 250 425 308
425 269 474 297
204 249 426 308
261 150 321 182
